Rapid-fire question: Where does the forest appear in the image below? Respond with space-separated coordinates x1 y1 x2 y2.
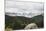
5 14 44 30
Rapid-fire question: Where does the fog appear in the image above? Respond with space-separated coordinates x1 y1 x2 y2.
5 0 44 18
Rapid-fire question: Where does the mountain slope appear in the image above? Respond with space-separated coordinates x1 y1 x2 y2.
31 15 44 28
5 15 44 29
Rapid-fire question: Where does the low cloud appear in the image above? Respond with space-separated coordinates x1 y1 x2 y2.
5 0 44 18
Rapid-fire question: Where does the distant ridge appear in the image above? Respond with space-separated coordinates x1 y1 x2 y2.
5 14 44 29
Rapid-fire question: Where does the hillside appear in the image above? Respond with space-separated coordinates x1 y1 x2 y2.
5 15 44 30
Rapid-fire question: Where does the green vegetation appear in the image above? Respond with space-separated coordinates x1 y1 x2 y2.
5 15 44 30
5 27 12 31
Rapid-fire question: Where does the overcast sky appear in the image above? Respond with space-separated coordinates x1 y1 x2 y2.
5 0 44 18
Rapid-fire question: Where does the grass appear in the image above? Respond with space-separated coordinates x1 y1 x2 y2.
5 27 13 31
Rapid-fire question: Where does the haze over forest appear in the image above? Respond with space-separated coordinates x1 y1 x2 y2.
5 0 44 18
